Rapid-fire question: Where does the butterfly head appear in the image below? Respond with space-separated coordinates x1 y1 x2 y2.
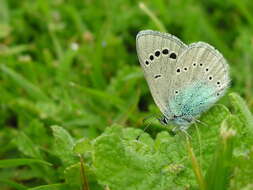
158 115 170 125
159 114 192 128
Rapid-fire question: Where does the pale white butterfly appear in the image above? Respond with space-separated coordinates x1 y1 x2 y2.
136 30 230 131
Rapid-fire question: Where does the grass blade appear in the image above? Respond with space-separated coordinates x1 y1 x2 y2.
27 183 68 190
0 158 52 168
0 65 49 101
0 45 29 55
139 2 166 32
0 179 27 190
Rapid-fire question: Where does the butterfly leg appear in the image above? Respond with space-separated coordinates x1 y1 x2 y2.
189 116 208 127
158 115 170 125
180 127 192 139
136 114 162 140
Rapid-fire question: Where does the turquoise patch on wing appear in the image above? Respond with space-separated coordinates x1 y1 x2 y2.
168 82 218 118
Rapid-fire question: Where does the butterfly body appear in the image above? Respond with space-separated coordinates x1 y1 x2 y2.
136 30 230 130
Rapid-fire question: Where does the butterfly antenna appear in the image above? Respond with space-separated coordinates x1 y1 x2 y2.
143 121 153 133
136 114 160 140
181 128 192 140
143 114 160 123
194 119 208 127
136 121 153 140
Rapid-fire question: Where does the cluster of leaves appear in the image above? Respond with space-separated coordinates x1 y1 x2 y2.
0 0 253 190
73 93 253 190
1 93 252 190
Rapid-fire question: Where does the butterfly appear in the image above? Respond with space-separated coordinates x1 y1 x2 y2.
136 30 230 131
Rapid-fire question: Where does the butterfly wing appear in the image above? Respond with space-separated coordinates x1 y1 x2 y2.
168 42 230 120
136 30 187 114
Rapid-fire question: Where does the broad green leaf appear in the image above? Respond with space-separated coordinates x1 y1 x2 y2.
64 162 82 189
73 138 92 155
230 147 253 190
199 104 230 126
51 125 77 165
91 125 194 190
227 95 253 189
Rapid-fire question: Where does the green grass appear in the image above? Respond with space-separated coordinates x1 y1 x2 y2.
0 0 253 190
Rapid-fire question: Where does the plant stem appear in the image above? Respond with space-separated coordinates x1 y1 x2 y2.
139 2 167 32
186 137 206 190
80 154 90 190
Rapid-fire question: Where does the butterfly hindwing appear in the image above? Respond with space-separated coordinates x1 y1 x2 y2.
136 30 187 114
168 42 230 118
172 42 229 96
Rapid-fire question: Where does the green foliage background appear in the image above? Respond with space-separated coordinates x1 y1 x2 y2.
0 0 253 190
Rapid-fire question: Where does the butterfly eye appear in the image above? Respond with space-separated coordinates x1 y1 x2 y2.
162 48 169 55
184 67 188 71
175 90 179 94
209 76 213 80
199 63 203 67
217 93 220 96
193 62 197 67
155 50 161 57
169 52 177 59
205 68 209 72
145 60 150 65
161 116 168 125
176 68 181 73
217 81 220 85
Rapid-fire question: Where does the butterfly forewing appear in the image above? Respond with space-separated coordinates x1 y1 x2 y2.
136 30 187 114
